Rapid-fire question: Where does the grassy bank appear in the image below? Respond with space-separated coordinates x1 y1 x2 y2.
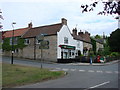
2 63 65 88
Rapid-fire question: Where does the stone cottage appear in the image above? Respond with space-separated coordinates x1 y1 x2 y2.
72 28 92 56
2 24 32 57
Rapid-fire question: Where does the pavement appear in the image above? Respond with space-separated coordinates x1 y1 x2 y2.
64 60 120 66
2 56 119 66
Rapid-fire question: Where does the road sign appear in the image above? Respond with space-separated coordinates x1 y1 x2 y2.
36 34 44 41
39 40 49 49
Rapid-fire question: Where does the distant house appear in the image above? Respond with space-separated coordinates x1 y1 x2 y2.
22 18 84 62
95 39 104 53
91 37 104 55
72 28 92 56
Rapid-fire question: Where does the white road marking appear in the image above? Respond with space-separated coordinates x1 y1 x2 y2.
106 71 112 73
79 70 85 72
88 70 95 72
55 68 117 74
71 69 76 71
96 71 103 73
62 68 69 71
89 81 110 89
56 68 61 70
114 71 119 74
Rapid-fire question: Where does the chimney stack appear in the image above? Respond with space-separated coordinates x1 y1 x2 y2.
78 30 84 37
61 18 67 25
85 31 90 36
72 28 77 36
28 22 33 28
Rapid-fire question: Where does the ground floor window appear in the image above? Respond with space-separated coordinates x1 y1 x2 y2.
59 44 76 59
61 49 75 59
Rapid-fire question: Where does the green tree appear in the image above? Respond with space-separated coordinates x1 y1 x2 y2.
2 37 26 51
94 35 102 39
91 38 96 55
108 28 120 52
103 37 111 56
81 0 120 15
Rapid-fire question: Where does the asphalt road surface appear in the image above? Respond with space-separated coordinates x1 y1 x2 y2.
2 56 120 89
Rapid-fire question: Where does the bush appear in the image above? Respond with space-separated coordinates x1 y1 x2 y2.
110 52 120 57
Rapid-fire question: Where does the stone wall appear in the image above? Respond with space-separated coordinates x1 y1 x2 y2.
96 42 104 52
35 35 57 62
3 35 57 62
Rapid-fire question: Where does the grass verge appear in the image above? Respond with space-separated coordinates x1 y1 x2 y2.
2 63 65 88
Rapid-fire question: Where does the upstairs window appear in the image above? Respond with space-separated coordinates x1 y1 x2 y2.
24 39 30 45
10 37 18 45
64 37 68 44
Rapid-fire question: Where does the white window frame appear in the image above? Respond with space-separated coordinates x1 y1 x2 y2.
10 37 18 45
64 37 68 44
24 39 30 45
36 39 42 44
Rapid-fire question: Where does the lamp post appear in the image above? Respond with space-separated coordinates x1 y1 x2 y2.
11 22 16 64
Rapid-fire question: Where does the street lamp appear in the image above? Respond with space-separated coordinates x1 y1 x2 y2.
11 22 16 64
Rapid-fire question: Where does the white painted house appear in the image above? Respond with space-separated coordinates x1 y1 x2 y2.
57 22 83 59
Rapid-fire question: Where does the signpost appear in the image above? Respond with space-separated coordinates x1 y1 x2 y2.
36 33 48 68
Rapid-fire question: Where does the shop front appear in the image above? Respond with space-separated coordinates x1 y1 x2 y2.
59 45 76 59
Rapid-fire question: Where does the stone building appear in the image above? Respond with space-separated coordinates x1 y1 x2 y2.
72 28 92 56
22 18 83 62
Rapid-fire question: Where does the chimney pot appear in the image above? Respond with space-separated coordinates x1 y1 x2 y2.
28 22 33 28
72 28 77 36
61 18 67 25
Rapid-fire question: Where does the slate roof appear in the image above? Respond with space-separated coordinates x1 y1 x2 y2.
95 39 104 44
72 34 83 41
22 23 63 38
3 27 29 38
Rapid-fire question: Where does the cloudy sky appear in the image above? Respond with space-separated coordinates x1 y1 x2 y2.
0 0 118 36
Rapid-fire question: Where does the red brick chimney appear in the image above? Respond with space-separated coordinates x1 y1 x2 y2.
61 18 67 25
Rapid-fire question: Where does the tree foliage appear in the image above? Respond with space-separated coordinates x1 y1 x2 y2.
81 0 120 15
2 37 26 51
94 35 102 39
108 28 120 52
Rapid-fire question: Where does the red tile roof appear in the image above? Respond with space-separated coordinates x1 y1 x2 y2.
3 27 29 38
22 23 63 38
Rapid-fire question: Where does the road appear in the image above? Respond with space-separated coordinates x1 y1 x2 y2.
2 56 120 89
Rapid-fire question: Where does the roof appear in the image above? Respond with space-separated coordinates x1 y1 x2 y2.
3 27 29 38
72 34 83 41
22 23 63 38
94 39 104 44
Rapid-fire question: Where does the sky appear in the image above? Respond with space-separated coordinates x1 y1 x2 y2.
0 0 118 36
